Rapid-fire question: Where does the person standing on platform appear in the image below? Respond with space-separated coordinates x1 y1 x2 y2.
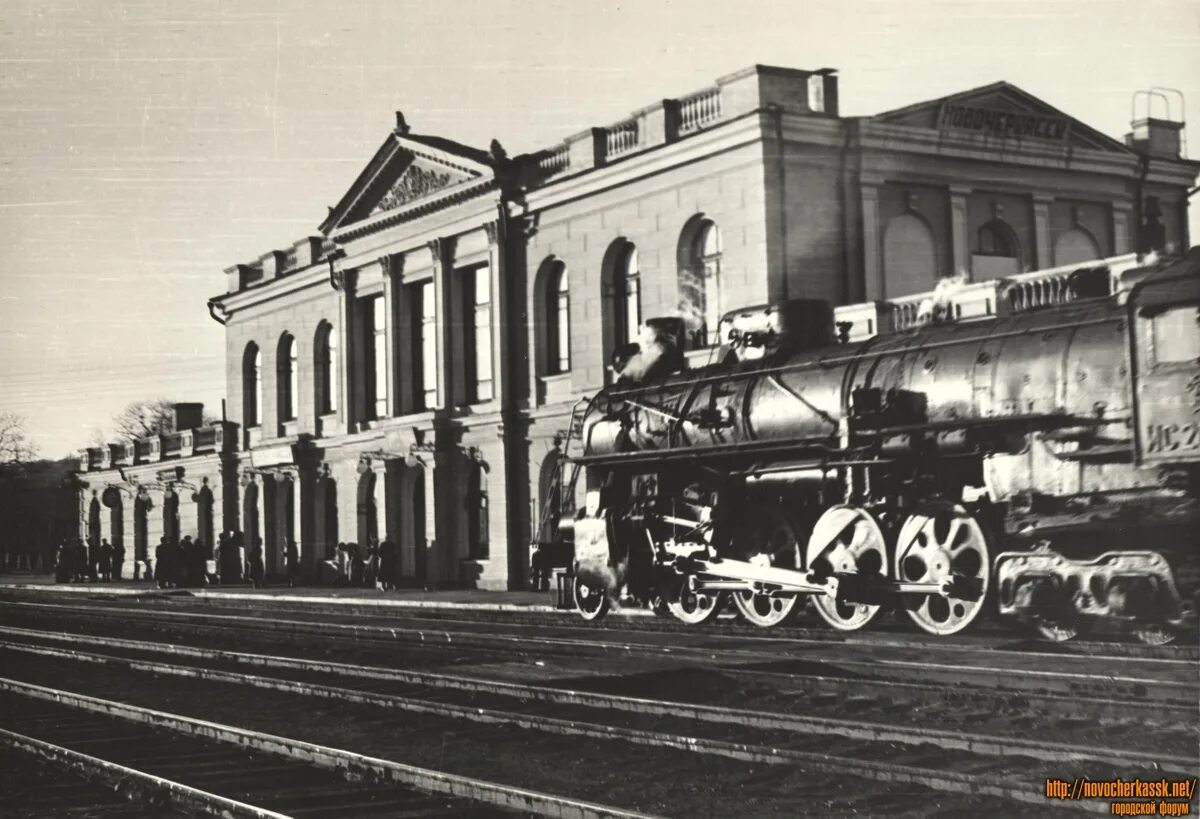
379 539 398 592
229 530 245 584
335 542 349 586
73 539 87 582
113 539 125 581
247 536 265 589
155 536 175 589
178 536 195 586
98 539 114 581
54 540 69 583
285 539 299 587
347 541 363 587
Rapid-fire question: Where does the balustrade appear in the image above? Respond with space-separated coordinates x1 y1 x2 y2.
678 88 722 134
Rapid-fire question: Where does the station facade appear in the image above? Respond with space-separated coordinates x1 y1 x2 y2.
76 64 1198 588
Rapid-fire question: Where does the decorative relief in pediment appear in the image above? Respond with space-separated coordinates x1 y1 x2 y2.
372 162 461 215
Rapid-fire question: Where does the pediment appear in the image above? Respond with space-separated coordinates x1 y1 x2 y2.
370 157 473 216
320 130 495 235
871 82 1129 152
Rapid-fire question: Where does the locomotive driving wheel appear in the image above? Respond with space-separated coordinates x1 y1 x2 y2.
572 575 610 621
806 506 886 631
731 506 802 628
895 502 990 636
666 583 726 624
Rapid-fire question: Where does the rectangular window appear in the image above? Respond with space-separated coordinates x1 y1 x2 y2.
470 267 494 402
420 281 438 409
1150 306 1200 365
367 295 388 419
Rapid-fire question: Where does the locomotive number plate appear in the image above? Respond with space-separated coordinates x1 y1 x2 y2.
1145 422 1200 454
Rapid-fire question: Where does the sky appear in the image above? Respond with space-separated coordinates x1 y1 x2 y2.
1 0 1198 458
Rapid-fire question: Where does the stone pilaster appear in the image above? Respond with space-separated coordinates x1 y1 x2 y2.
860 181 883 300
949 185 971 277
1033 194 1053 270
1112 201 1133 255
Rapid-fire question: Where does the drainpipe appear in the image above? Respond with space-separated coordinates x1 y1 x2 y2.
1133 153 1150 259
770 104 790 302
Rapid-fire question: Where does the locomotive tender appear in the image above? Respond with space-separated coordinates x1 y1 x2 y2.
559 248 1200 643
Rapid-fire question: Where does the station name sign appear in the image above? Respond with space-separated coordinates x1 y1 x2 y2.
939 103 1069 141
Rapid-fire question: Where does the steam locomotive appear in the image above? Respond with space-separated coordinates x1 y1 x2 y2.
558 249 1200 644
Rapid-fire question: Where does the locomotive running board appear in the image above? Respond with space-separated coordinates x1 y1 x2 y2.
679 556 839 597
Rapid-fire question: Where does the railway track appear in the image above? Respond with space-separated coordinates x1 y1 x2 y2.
1 591 1194 816
2 598 1192 708
2 622 1190 732
0 680 634 818
2 624 1195 815
6 587 1192 662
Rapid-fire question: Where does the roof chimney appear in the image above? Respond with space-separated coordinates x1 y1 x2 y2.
1126 89 1187 159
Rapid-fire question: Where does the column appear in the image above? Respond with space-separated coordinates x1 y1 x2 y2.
380 255 397 418
371 461 387 546
949 186 971 277
429 238 455 409
1033 194 1053 270
485 220 508 405
177 482 198 542
97 490 111 546
860 182 883 301
1112 202 1133 255
121 489 138 580
335 270 356 433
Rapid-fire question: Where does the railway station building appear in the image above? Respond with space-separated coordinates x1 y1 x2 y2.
76 64 1199 589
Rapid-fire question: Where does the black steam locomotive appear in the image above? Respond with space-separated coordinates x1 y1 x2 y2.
558 249 1200 644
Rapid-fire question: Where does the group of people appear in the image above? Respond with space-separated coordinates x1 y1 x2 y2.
331 539 400 590
152 535 213 588
54 538 122 583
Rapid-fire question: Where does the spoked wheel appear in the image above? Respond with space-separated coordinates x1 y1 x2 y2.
806 506 886 631
731 506 802 628
895 502 990 636
573 575 609 621
667 585 725 625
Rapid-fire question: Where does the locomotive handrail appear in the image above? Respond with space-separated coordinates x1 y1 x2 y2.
600 313 1120 399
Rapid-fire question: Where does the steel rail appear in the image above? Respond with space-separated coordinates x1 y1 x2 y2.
4 624 1187 724
0 676 656 819
0 667 1115 815
0 727 291 818
2 635 1192 774
1 597 1193 669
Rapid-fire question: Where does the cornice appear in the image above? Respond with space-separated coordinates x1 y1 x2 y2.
332 176 499 242
525 111 770 212
215 264 330 316
857 121 1144 176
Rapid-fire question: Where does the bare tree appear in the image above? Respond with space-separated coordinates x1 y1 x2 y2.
112 399 178 441
110 399 221 442
0 412 37 464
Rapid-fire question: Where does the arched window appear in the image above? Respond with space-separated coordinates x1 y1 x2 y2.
553 264 570 373
883 212 938 298
242 343 262 428
678 219 722 349
277 334 297 425
976 219 1018 258
1053 227 1102 266
537 259 571 375
601 239 641 371
618 245 641 347
314 322 337 416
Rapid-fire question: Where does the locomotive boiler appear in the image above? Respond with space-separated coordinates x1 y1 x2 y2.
559 249 1200 643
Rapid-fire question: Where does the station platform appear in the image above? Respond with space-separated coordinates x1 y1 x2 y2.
0 573 566 613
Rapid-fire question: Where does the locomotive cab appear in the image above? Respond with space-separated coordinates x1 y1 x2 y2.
1127 247 1200 467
